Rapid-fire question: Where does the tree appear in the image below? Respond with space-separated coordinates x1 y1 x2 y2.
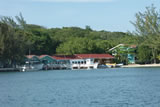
56 37 99 55
0 22 29 67
0 16 18 28
26 24 57 55
131 4 160 63
15 12 27 30
137 44 151 64
95 40 112 53
131 4 160 36
0 13 27 30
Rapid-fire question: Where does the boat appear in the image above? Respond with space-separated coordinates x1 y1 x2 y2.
97 64 108 69
106 63 116 68
70 59 98 70
105 63 123 68
115 63 123 67
21 61 43 72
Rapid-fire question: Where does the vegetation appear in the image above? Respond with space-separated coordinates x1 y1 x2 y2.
131 4 160 63
136 44 152 64
0 22 29 67
0 4 160 67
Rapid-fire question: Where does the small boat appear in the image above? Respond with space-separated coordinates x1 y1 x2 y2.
21 61 43 72
106 63 116 68
115 63 123 67
97 64 108 69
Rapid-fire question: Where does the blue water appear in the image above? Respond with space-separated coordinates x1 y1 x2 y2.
0 68 160 107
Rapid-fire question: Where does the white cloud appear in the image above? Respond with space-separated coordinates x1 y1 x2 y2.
32 0 114 3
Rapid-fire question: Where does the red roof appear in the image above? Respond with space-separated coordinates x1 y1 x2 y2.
51 54 114 60
52 55 79 60
76 54 114 59
26 55 37 59
39 55 53 59
26 54 114 60
130 45 137 48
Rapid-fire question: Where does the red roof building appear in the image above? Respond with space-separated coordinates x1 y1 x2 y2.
25 54 114 69
26 55 37 59
39 55 49 58
52 55 79 60
26 54 114 60
51 54 114 60
75 54 114 59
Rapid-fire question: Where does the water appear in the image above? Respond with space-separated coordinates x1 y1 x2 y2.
0 68 160 107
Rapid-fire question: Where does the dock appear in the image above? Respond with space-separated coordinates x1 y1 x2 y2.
0 68 21 72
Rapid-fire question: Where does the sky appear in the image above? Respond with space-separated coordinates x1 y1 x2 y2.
0 0 160 32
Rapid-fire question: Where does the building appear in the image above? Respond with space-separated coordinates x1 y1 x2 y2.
24 54 114 70
23 55 43 71
51 54 114 69
109 44 137 64
26 55 41 63
52 55 76 69
39 55 57 64
70 54 114 69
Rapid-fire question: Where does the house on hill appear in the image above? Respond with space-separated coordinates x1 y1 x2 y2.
109 44 137 64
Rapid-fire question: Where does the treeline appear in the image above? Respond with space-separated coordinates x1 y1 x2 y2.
0 14 137 66
0 4 160 66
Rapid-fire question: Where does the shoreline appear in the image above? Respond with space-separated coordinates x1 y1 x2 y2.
122 64 160 68
0 68 21 72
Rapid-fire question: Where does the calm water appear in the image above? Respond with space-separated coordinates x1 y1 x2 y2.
0 68 160 107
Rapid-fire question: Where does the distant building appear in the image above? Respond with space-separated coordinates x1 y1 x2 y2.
52 54 114 69
39 55 57 64
25 54 114 70
109 44 137 64
26 55 41 63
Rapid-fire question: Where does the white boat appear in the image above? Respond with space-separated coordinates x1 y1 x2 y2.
21 61 43 72
70 58 98 70
115 63 123 67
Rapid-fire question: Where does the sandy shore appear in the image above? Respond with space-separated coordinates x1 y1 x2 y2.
122 64 160 68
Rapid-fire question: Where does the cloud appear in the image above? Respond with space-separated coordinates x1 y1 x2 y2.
32 0 114 3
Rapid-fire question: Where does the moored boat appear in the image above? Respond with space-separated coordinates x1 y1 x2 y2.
21 61 43 72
